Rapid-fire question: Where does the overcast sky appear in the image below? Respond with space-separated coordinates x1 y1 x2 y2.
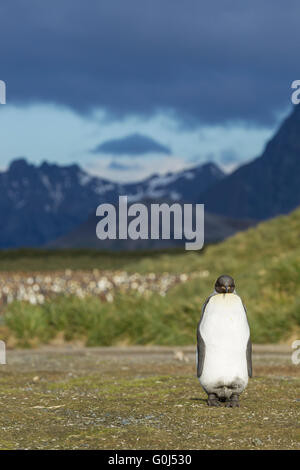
0 0 298 181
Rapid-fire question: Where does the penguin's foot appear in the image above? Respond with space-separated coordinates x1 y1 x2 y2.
207 393 221 406
225 393 240 408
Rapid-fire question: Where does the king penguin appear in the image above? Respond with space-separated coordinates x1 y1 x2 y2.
196 275 252 407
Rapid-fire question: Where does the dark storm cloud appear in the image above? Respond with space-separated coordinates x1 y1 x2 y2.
0 0 299 125
92 133 171 156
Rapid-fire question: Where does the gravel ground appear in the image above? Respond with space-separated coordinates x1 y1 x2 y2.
0 345 299 450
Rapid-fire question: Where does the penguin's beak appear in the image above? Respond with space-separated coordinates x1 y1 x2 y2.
225 286 229 293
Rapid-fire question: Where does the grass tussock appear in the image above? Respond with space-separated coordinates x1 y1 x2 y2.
4 293 198 348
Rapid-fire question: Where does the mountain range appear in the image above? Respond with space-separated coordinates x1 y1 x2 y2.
203 104 300 220
0 104 299 249
0 158 228 248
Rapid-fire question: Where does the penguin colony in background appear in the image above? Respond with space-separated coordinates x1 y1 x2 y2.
197 275 252 407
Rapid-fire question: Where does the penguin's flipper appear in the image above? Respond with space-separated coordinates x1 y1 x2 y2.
242 301 253 378
197 323 205 377
246 337 252 378
197 295 213 378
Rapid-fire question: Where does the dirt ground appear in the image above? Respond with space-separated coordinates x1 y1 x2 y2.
0 345 299 450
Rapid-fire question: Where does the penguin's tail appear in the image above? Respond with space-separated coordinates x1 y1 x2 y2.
214 379 245 398
214 385 228 399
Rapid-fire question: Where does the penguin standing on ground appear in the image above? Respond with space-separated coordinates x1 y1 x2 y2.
197 275 252 407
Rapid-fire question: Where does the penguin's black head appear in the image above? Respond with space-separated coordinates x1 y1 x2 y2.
215 274 235 294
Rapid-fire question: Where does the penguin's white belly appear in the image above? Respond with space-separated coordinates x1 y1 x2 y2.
199 294 250 398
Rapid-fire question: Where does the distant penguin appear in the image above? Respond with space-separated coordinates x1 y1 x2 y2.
196 275 252 407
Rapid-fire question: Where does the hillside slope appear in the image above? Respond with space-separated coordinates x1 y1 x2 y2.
167 205 300 342
50 204 254 249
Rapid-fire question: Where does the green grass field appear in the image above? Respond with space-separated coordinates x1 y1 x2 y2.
1 207 300 346
0 247 191 272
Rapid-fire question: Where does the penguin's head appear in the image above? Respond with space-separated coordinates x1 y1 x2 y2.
215 274 235 294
